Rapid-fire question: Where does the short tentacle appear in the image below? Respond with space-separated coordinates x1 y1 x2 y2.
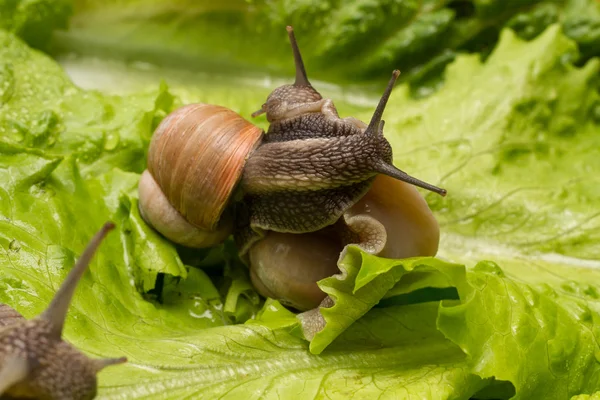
92 357 128 372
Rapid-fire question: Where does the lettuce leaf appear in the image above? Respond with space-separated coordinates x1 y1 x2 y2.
1 15 600 400
289 24 600 361
0 28 177 176
360 25 600 262
50 0 600 92
573 393 600 400
294 252 600 399
300 250 466 354
438 260 600 399
0 0 72 50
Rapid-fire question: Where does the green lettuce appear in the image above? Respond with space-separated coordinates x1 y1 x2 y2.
573 393 600 400
0 0 72 50
1 12 600 400
49 0 600 93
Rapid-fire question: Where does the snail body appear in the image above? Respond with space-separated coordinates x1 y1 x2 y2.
138 27 446 311
0 223 126 400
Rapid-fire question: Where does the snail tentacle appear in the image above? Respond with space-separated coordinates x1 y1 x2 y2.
41 222 115 338
287 26 311 87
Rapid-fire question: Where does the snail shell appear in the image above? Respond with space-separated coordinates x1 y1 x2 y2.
139 104 263 248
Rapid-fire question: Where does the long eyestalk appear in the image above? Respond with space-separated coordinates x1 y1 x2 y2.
286 26 310 87
368 70 447 197
40 222 115 338
376 163 447 196
365 70 400 136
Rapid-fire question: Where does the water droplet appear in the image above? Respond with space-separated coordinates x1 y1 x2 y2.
474 260 505 277
188 299 216 320
578 305 592 323
539 283 557 298
9 129 24 142
561 280 581 294
8 240 21 252
104 132 120 150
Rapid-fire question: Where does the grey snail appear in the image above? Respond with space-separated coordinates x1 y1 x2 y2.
0 222 126 400
137 26 446 311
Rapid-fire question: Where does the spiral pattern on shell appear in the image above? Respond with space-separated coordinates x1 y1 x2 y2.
147 104 263 232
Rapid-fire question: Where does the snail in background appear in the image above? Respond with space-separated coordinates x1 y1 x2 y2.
0 222 126 400
138 26 446 311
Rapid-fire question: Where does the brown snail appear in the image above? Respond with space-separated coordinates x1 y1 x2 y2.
138 26 446 311
0 222 126 400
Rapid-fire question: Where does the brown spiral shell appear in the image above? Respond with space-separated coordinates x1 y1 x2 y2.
147 104 263 233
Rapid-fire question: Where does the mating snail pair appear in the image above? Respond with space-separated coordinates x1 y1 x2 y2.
138 26 447 311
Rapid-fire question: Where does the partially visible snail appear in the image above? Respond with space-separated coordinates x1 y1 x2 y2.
138 26 446 311
0 222 126 400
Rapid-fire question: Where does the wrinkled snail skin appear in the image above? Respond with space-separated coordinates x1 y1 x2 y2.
248 175 440 311
136 26 447 311
0 223 126 400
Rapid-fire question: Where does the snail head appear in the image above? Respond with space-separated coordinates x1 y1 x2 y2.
252 26 322 122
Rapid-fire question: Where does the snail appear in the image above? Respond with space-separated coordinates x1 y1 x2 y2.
0 222 126 400
138 26 446 311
